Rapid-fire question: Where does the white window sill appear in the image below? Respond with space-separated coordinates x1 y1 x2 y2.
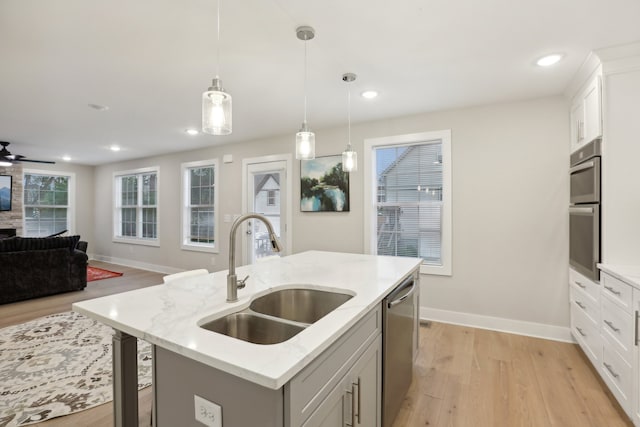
181 243 218 254
113 237 160 247
420 263 451 276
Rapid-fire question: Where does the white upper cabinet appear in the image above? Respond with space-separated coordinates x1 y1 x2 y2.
571 74 603 153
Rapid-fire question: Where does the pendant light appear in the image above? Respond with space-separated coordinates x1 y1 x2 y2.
295 26 315 160
202 0 232 135
341 73 357 172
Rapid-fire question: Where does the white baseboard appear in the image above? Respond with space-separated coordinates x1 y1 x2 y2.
90 254 183 275
420 307 574 343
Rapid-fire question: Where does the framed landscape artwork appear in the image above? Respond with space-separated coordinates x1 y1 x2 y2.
0 175 12 211
300 155 350 212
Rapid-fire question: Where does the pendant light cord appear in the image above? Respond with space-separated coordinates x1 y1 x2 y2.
216 0 220 78
347 84 352 149
303 38 308 124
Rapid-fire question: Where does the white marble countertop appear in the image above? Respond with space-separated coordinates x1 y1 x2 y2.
72 251 421 389
598 264 640 289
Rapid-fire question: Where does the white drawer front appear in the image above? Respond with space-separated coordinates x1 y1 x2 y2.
570 286 599 326
570 268 600 304
601 345 632 416
601 272 632 313
601 296 633 363
570 303 601 366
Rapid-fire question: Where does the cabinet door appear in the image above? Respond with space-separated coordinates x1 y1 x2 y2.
303 336 381 427
349 336 381 427
570 100 585 152
583 76 602 144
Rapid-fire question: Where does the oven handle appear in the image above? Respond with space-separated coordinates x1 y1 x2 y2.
569 206 595 214
570 160 595 174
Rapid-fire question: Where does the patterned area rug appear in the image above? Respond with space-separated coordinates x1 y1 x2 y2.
87 266 123 282
0 312 152 426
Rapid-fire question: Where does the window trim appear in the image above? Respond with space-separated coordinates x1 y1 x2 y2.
180 159 219 253
113 166 160 247
23 169 76 236
363 130 452 276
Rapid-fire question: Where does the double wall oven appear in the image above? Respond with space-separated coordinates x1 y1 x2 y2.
569 139 601 281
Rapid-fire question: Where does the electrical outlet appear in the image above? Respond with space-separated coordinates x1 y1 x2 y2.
210 256 216 265
194 395 222 427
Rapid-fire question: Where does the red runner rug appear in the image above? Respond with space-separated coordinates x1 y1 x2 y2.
87 266 123 282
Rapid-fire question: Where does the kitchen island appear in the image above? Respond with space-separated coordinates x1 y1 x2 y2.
73 251 421 426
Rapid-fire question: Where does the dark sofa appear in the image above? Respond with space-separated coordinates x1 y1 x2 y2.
0 235 88 304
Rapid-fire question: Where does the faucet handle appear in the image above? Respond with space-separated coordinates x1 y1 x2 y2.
238 275 250 289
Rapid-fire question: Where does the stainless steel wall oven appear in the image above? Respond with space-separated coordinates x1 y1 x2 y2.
569 139 601 281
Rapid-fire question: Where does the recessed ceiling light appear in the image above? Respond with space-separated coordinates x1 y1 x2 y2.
536 54 563 67
88 103 109 111
62 155 71 162
185 129 199 136
110 145 121 152
361 90 378 99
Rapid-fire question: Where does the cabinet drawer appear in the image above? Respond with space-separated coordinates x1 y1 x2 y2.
570 303 601 366
569 268 600 304
286 306 380 426
601 344 632 416
601 273 632 313
570 286 599 326
601 296 633 363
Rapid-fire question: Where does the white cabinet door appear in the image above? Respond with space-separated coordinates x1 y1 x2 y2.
570 99 585 152
583 76 603 144
570 74 602 153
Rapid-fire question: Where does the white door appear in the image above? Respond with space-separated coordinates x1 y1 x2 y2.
242 156 291 265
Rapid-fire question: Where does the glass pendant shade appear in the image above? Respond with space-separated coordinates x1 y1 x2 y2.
342 147 357 172
296 122 315 160
202 78 232 135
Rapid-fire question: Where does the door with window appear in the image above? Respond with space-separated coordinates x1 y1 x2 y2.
242 157 290 265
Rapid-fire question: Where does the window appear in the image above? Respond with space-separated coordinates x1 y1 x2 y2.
114 167 159 245
181 160 218 252
267 190 276 206
364 130 452 276
23 171 75 237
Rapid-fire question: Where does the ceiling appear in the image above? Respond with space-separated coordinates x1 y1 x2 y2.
1 0 640 166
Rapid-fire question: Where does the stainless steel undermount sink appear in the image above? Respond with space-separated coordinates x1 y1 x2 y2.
249 288 353 324
200 312 305 345
199 288 353 345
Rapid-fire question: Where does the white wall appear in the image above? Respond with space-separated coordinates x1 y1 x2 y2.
92 95 570 331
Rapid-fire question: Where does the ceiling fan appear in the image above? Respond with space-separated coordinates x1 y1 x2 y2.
0 141 55 166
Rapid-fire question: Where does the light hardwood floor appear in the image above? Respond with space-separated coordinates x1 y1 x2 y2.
393 321 633 427
1 262 633 426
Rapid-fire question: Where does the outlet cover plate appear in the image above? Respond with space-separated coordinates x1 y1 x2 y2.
194 395 222 427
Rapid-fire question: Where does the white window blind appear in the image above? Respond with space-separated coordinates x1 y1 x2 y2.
375 142 443 265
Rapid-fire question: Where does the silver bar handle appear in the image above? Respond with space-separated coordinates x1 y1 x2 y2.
604 285 621 296
576 326 586 337
570 159 595 174
575 281 587 289
575 301 586 310
604 319 620 333
345 384 356 427
569 206 594 214
604 362 620 379
354 377 361 424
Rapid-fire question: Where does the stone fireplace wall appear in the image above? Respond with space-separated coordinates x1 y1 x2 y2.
0 163 23 235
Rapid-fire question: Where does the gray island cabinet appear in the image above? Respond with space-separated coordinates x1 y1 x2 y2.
72 251 421 427
155 305 381 427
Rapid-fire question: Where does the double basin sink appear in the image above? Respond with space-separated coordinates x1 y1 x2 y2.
199 288 353 345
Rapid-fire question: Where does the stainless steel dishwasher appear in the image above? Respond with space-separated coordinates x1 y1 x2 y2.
382 273 419 427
